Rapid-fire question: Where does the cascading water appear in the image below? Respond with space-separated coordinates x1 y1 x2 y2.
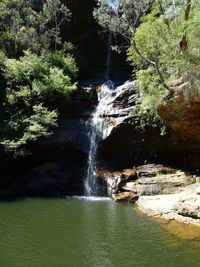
105 31 112 80
84 80 135 196
84 81 114 196
84 29 114 196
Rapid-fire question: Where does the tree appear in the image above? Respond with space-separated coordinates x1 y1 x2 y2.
95 0 200 120
128 0 200 116
0 0 77 156
43 0 71 50
94 0 153 40
0 0 71 56
95 0 199 92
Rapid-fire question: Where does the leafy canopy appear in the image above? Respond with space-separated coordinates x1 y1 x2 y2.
0 0 78 156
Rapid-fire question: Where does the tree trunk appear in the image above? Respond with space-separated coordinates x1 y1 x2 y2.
180 0 192 51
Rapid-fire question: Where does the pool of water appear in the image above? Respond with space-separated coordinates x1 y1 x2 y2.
0 197 199 267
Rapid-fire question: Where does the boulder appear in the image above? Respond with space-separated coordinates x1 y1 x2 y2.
122 182 137 192
112 192 138 202
136 164 175 178
102 169 137 195
137 171 194 196
176 198 200 219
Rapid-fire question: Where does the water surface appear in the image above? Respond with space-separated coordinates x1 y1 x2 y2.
0 197 199 267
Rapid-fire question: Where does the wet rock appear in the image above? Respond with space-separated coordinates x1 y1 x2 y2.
74 86 98 107
0 143 87 198
121 169 137 180
104 164 193 196
112 192 138 202
106 173 121 194
39 85 98 154
103 169 137 195
97 80 138 139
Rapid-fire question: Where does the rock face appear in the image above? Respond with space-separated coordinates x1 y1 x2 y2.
96 80 200 170
97 81 192 170
40 85 98 154
98 80 138 134
158 94 200 142
105 168 137 195
32 85 98 195
0 85 98 198
157 93 200 169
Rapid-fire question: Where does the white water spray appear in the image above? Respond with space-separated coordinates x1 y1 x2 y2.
84 81 114 196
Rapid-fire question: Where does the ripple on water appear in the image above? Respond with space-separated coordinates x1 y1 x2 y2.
0 198 199 267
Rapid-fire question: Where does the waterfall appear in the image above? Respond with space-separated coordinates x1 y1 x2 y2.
105 32 112 80
84 81 114 196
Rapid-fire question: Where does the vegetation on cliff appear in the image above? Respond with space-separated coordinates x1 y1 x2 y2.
95 0 200 122
0 0 77 156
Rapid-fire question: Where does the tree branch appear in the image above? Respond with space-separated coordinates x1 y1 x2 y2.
180 0 192 50
132 40 172 92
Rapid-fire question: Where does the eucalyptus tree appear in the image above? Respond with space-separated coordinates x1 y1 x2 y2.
155 0 193 51
94 0 200 122
43 0 71 50
0 0 71 56
94 0 197 91
94 0 153 40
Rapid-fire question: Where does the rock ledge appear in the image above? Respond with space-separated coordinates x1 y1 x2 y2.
101 164 200 226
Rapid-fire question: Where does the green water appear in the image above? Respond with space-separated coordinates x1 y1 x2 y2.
0 197 199 267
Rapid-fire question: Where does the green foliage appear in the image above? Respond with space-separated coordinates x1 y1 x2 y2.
94 0 153 38
43 0 71 50
1 104 57 151
127 1 200 121
136 67 165 115
128 7 178 68
95 1 200 128
44 48 78 81
0 0 77 156
0 50 77 152
0 0 71 56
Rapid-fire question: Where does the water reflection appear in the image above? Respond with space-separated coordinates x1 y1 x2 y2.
0 198 199 267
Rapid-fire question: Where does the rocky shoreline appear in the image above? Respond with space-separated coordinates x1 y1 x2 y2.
100 164 200 226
